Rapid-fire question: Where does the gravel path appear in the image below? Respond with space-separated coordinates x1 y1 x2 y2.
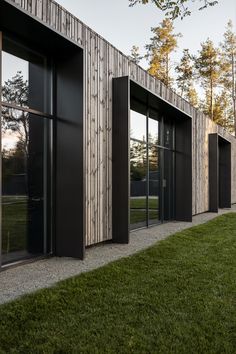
0 207 235 305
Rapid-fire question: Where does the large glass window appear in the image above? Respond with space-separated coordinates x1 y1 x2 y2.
130 100 175 230
0 34 52 265
130 106 147 229
2 37 51 114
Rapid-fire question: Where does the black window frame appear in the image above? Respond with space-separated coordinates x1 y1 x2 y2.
0 31 54 267
130 97 176 231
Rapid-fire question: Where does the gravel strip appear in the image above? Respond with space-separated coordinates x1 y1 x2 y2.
0 207 235 305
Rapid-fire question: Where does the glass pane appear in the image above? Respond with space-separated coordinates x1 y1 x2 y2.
130 110 147 142
1 108 49 264
2 36 51 114
148 118 159 146
148 145 161 225
130 139 147 229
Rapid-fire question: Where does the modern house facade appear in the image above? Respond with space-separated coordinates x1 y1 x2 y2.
0 0 235 269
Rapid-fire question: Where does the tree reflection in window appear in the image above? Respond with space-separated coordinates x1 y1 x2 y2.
2 72 29 181
130 141 146 181
1 72 30 261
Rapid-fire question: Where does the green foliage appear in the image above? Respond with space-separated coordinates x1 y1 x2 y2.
128 0 219 20
129 45 142 64
195 39 222 120
220 20 236 134
146 19 181 87
212 91 234 131
0 213 236 352
176 49 199 107
128 0 234 133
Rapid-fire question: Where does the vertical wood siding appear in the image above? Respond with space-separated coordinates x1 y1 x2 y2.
7 0 236 246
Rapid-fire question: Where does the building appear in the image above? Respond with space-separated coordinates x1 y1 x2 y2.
0 0 235 269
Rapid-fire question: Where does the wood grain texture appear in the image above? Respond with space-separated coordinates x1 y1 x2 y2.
6 0 236 245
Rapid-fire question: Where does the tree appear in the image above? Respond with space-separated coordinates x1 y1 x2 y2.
146 19 181 87
187 86 199 108
220 20 236 135
128 0 219 20
212 90 234 131
175 49 198 106
195 39 221 120
130 141 147 181
129 45 142 64
176 49 193 96
2 72 29 157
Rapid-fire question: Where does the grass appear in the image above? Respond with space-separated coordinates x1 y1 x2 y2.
2 196 27 254
130 197 159 223
0 213 236 353
130 209 158 223
130 197 158 209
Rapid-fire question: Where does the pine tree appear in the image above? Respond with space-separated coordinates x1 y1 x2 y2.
175 49 198 106
187 86 199 107
146 19 181 87
212 90 234 131
176 49 193 96
195 39 221 120
129 45 142 64
220 20 236 135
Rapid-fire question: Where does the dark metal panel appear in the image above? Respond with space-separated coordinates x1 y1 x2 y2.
209 133 218 212
55 49 84 259
0 0 83 55
112 76 130 244
175 118 192 222
219 138 231 208
130 79 191 119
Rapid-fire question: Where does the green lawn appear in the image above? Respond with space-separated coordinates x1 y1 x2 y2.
130 197 158 209
2 196 27 254
0 213 236 353
130 209 158 224
130 197 159 223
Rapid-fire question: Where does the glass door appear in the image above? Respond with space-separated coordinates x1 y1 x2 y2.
130 106 147 230
148 112 161 225
0 33 53 266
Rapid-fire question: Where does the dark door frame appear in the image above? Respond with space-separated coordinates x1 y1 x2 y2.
0 1 85 269
112 76 192 244
209 133 231 212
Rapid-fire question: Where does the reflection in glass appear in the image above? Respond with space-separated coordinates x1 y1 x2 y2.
1 109 48 265
148 118 159 146
130 140 147 229
130 110 146 142
2 36 50 114
130 102 175 230
2 51 29 108
148 146 161 224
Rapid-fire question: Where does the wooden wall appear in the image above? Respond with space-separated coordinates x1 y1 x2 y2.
6 0 236 246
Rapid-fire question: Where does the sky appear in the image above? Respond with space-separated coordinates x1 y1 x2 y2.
55 0 236 68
